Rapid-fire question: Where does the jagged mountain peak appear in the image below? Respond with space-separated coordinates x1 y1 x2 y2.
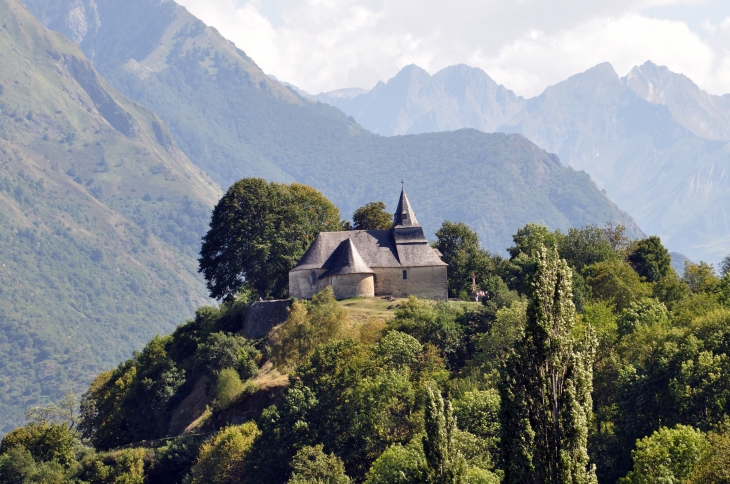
623 60 730 140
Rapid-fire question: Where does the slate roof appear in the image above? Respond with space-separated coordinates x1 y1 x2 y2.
393 188 419 227
323 239 375 276
292 188 446 273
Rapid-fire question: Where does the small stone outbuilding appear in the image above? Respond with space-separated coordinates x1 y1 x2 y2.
289 188 448 300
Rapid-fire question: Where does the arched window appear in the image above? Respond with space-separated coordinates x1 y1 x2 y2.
402 269 408 280
310 271 317 285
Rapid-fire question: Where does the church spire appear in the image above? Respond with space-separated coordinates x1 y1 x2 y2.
393 186 419 228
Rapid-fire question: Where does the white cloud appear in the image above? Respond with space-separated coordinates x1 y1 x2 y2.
176 0 730 97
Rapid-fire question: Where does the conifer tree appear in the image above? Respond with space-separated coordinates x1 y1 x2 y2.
500 247 597 484
423 388 467 484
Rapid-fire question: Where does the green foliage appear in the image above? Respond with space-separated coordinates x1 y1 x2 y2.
627 236 672 282
557 225 620 273
469 302 527 384
146 436 205 484
373 331 423 369
435 221 493 299
389 297 464 368
0 445 68 484
352 201 392 230
683 261 719 293
77 448 148 484
617 298 669 337
288 444 350 484
270 287 348 370
214 368 245 409
620 424 707 484
452 390 501 461
199 179 342 300
190 422 260 484
508 223 557 259
78 299 257 450
422 388 467 484
690 419 730 483
585 259 652 312
364 441 428 484
500 247 597 484
195 332 260 380
0 422 76 466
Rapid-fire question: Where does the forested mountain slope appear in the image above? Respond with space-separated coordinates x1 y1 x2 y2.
0 0 220 431
20 0 642 253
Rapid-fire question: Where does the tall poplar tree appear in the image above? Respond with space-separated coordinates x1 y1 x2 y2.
423 388 467 484
500 247 597 484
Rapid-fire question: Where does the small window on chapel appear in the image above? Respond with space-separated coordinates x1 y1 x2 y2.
310 271 317 285
402 270 408 280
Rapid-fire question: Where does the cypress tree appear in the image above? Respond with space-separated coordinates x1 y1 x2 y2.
423 388 467 484
500 247 597 484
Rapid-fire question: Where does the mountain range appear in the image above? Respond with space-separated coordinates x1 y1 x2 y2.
1 0 642 432
313 62 730 264
18 0 639 248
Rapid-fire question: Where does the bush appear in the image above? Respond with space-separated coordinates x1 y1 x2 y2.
195 332 260 380
0 422 76 466
270 287 347 370
364 442 427 484
190 422 260 484
288 444 350 483
214 367 246 409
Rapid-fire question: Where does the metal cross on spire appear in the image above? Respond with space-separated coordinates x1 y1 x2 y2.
401 180 404 189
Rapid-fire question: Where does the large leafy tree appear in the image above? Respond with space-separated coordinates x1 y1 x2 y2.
199 179 342 300
500 247 597 484
627 236 672 282
352 201 392 230
434 221 492 298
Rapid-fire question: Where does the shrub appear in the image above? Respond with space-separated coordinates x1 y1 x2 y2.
288 444 350 483
0 422 76 466
190 422 260 484
214 367 245 408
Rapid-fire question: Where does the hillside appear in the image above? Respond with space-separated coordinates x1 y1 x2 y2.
20 0 642 253
0 0 220 432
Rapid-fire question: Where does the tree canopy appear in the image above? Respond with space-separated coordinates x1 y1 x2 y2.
199 179 342 300
352 201 392 230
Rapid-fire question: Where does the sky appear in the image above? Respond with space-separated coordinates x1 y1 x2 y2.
176 0 730 97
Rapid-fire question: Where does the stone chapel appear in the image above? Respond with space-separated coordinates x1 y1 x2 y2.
288 188 448 300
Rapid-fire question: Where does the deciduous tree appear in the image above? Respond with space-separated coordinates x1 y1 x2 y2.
199 179 342 300
352 201 392 230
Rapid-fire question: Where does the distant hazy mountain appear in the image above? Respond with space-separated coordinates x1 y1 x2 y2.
312 62 730 263
314 64 526 136
499 62 730 264
0 0 220 431
21 0 640 253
